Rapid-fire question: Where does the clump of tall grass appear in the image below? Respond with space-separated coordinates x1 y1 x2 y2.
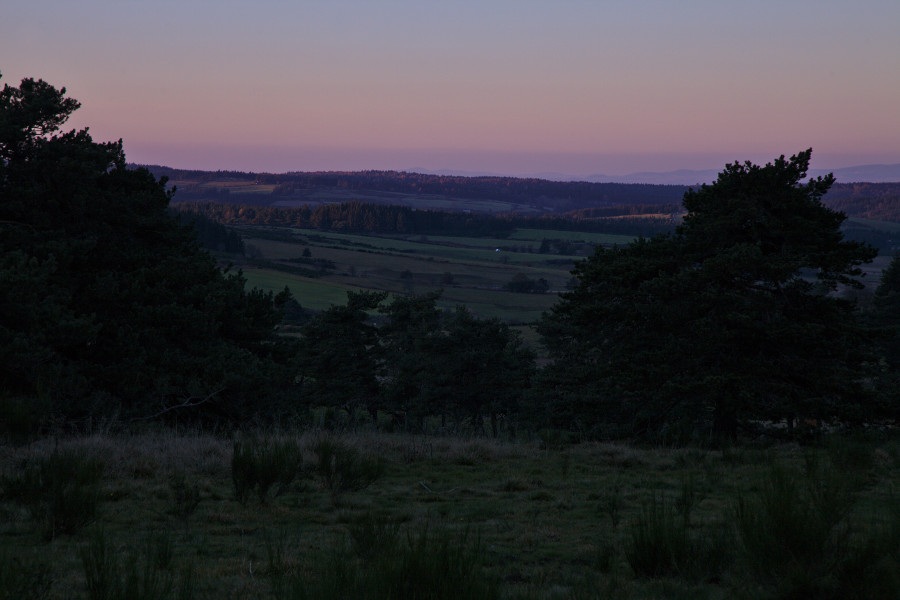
168 470 200 533
625 494 689 579
80 530 194 600
0 447 104 539
734 460 856 598
309 436 384 504
231 436 302 505
286 522 498 600
345 513 403 561
625 492 732 582
731 450 900 600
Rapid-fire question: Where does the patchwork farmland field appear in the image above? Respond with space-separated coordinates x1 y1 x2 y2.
230 226 601 322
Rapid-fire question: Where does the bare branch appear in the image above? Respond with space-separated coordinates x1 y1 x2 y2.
129 387 225 422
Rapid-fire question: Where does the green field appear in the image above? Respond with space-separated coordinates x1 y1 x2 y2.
233 221 898 321
847 217 900 233
232 226 582 321
3 430 898 599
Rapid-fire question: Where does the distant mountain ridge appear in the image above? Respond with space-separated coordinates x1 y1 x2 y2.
138 163 900 226
581 164 900 185
412 164 900 185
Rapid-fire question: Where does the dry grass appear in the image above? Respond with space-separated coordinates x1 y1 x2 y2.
1 429 898 599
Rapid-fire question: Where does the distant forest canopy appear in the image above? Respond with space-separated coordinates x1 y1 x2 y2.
825 182 900 222
140 164 689 212
140 164 900 223
172 201 680 239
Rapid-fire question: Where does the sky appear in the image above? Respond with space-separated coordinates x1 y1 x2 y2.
2 0 899 178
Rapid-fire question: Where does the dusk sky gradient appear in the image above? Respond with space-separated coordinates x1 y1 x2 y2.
3 0 899 177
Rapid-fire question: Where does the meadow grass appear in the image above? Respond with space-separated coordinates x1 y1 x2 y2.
238 228 576 321
509 228 638 246
2 428 898 599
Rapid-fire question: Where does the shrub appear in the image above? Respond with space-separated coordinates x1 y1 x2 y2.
1 448 104 539
734 462 853 598
372 525 497 600
625 494 688 579
81 530 194 600
288 523 498 600
168 470 200 533
626 494 731 582
231 436 302 505
346 513 402 561
737 464 848 570
309 437 384 504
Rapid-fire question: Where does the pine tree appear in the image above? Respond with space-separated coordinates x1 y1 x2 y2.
0 72 296 428
538 150 877 440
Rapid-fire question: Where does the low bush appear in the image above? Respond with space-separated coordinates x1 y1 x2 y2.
168 470 200 533
231 436 302 505
736 464 849 574
625 494 689 579
309 436 384 504
0 448 104 539
626 494 731 582
287 523 497 600
81 530 194 600
345 513 402 561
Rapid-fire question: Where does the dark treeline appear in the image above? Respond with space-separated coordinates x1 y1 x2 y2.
173 200 516 236
5 76 900 443
825 182 900 221
172 200 678 238
142 164 690 211
171 209 246 254
143 164 900 222
173 199 893 252
519 212 679 237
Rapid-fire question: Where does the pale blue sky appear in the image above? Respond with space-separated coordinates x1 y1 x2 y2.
2 0 899 176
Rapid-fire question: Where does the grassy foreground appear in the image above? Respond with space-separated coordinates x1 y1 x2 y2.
2 428 899 599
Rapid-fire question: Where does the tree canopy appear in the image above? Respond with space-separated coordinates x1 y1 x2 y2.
538 150 879 441
0 72 296 430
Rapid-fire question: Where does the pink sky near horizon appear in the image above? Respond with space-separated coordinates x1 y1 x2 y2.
2 0 899 177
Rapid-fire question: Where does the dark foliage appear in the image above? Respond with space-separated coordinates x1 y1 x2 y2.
503 273 550 294
146 163 688 211
866 253 900 416
0 448 104 539
173 199 679 238
538 150 879 440
0 72 297 425
826 182 900 221
173 210 245 254
297 291 388 420
379 294 534 435
173 200 517 237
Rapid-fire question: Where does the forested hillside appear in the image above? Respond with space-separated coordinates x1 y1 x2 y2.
144 164 900 223
143 164 689 213
172 200 678 239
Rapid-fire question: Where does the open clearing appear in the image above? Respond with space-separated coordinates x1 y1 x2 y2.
2 429 898 599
